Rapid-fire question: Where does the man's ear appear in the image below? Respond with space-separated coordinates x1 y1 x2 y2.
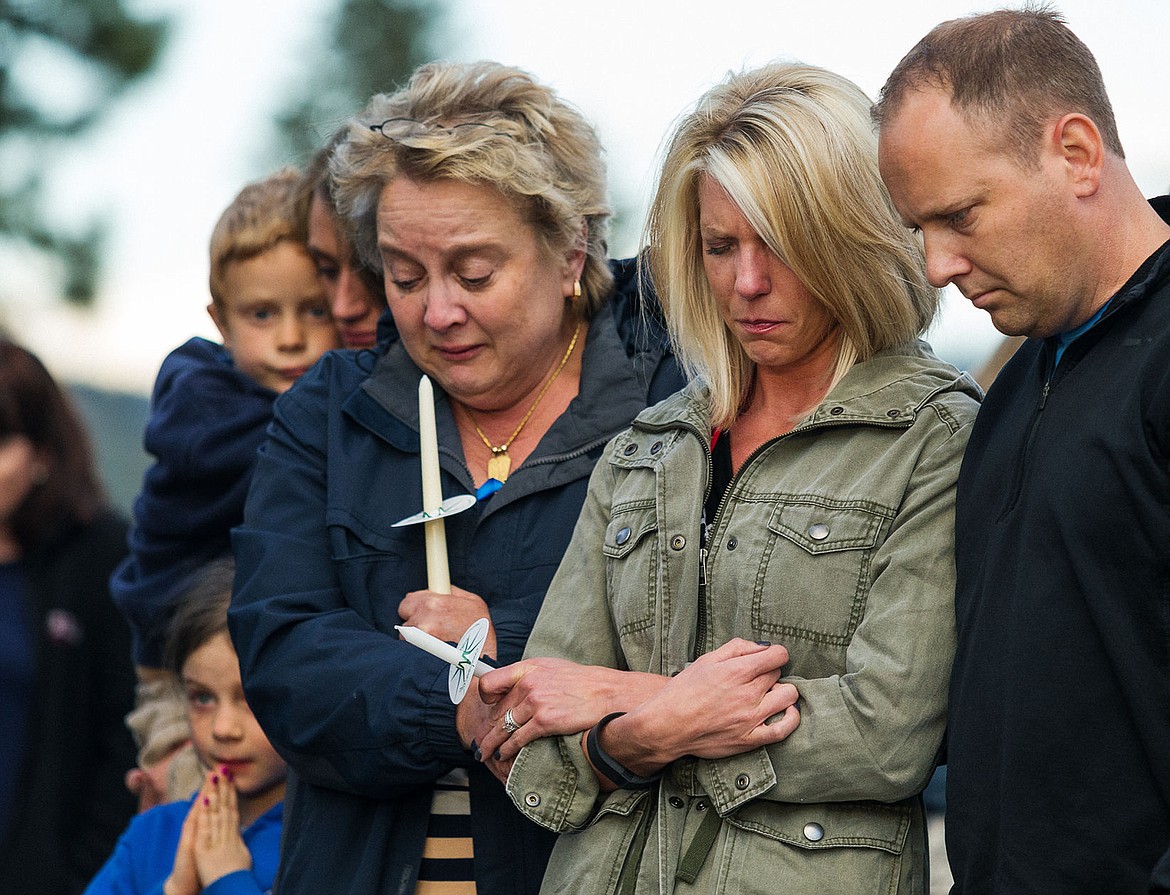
1053 112 1105 199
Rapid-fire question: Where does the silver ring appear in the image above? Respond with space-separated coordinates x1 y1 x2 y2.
502 709 521 734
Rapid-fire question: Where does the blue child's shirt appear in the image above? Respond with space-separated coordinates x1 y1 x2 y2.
82 796 282 895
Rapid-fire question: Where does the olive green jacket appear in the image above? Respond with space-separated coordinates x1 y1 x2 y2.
507 343 981 895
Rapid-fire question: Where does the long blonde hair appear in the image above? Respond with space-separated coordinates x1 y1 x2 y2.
646 62 938 427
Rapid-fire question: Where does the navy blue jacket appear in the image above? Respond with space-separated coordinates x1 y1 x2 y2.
110 337 276 666
948 200 1170 894
229 260 684 895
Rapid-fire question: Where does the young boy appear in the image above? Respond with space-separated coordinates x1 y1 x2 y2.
110 168 338 809
86 558 287 895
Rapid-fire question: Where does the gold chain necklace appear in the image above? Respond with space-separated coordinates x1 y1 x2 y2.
466 321 581 483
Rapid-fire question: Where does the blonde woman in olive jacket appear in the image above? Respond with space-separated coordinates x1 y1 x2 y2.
470 63 981 895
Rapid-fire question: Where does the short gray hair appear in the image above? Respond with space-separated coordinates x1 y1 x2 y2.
332 60 613 319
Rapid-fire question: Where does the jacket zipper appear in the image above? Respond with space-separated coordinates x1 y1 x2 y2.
997 344 1055 521
695 431 714 661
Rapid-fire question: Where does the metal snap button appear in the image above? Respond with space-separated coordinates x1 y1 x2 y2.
727 536 738 551
803 822 824 842
668 796 684 809
734 774 750 790
695 799 708 812
808 523 830 541
615 526 632 546
670 535 686 550
650 441 663 454
623 443 638 456
886 409 901 418
829 406 845 416
524 792 541 808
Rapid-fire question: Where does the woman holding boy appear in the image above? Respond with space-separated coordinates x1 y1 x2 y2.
299 127 387 351
112 168 337 812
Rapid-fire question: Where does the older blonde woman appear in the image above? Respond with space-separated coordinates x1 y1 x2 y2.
476 63 981 894
228 62 684 895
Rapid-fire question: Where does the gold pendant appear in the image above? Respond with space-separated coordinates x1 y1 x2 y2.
487 451 511 482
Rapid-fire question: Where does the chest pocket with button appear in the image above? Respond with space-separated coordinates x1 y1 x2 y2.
751 497 894 649
602 502 660 639
601 429 685 642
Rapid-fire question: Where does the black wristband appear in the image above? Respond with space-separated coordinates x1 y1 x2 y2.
586 711 662 790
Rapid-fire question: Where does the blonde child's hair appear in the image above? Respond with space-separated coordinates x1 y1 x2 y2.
208 168 307 309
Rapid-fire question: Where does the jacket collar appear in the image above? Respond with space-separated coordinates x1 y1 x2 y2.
1048 195 1170 341
1087 198 1170 324
1031 197 1170 372
342 305 662 505
805 340 981 423
636 340 979 436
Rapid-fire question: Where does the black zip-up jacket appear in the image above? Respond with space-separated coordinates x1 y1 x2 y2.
0 511 137 895
947 197 1170 894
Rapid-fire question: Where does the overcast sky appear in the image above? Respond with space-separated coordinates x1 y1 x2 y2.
4 0 1168 391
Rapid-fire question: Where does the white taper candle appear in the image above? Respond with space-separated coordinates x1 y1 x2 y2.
395 625 493 677
418 375 451 594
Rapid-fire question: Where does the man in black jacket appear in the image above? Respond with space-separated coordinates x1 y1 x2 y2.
874 9 1170 895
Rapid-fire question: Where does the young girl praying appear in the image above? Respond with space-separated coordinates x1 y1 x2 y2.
85 558 284 895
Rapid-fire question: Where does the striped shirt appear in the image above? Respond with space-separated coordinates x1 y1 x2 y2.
415 768 476 894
